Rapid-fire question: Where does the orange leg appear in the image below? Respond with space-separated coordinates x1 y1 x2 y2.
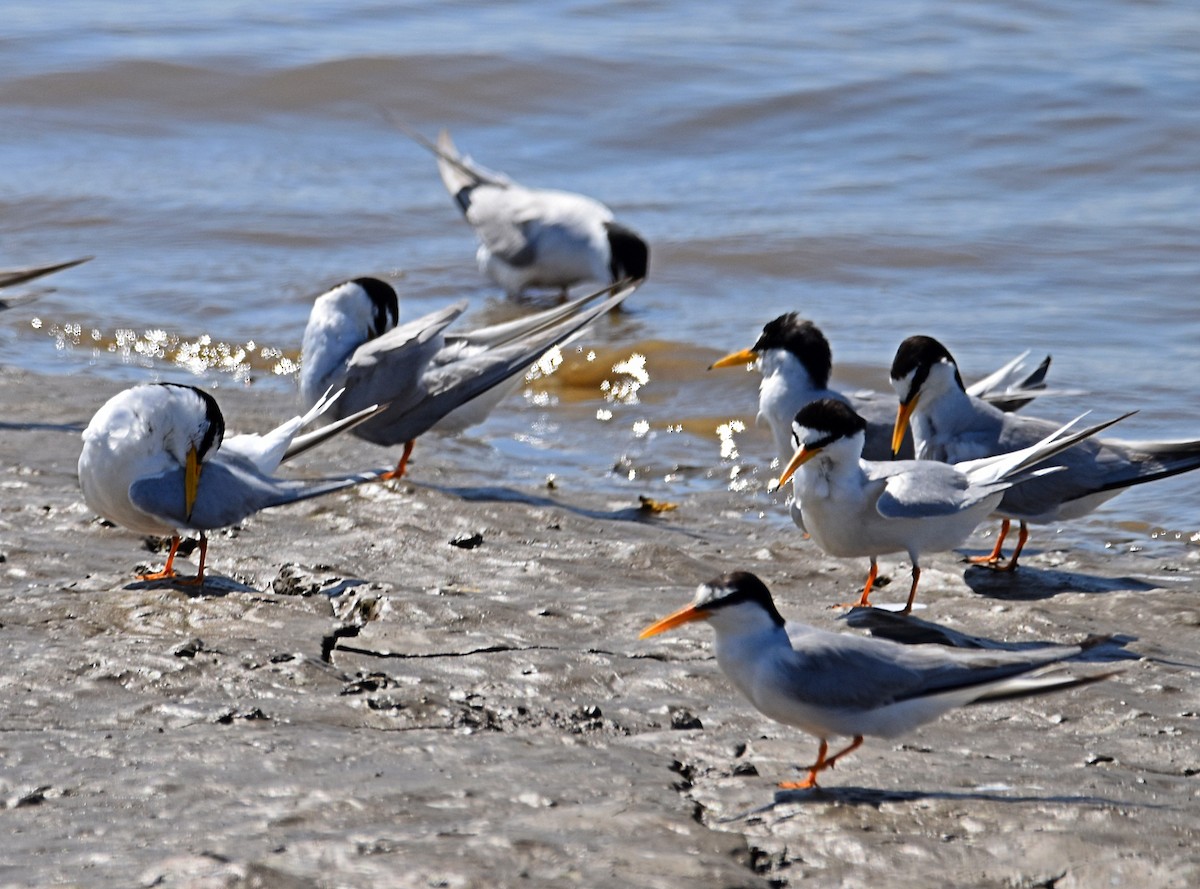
969 519 1011 566
177 534 209 586
902 564 921 614
137 535 183 581
992 521 1029 572
857 558 878 607
381 440 416 482
834 558 878 609
778 736 865 790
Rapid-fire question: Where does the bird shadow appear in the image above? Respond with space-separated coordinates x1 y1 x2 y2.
840 607 1139 663
124 573 259 596
716 785 1164 821
412 480 693 528
960 559 1159 601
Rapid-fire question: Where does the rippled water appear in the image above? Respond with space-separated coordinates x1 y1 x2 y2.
2 0 1198 552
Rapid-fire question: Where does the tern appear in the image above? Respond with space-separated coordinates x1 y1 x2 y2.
890 335 1200 570
709 313 1052 464
641 572 1115 790
78 383 387 584
412 128 648 299
299 276 638 478
775 399 1127 612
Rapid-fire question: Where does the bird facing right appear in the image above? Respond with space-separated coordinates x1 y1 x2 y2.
640 571 1115 790
424 129 649 300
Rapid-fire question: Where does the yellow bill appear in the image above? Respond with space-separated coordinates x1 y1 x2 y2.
185 444 202 521
775 444 819 488
708 347 758 371
892 396 920 456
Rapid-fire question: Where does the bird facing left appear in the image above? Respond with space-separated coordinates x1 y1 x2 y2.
78 382 389 584
640 571 1117 791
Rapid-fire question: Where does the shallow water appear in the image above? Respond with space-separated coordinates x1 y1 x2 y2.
2 0 1198 553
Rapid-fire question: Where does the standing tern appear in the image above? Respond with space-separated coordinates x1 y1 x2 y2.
709 312 1052 464
890 335 1200 570
775 399 1127 612
299 277 638 478
78 383 387 584
640 572 1115 790
411 128 648 299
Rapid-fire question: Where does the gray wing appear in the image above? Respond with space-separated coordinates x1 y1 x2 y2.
329 301 467 423
0 290 48 311
354 282 636 445
461 187 543 266
434 129 511 208
434 127 526 262
442 282 624 352
0 256 92 288
870 460 1001 519
946 407 1187 516
129 456 386 531
779 625 1083 710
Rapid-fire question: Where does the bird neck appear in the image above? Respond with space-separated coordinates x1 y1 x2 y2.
910 384 987 459
712 622 790 701
759 352 835 463
795 440 865 501
298 312 367 408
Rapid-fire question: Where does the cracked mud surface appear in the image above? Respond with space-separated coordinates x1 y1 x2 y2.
2 370 1199 888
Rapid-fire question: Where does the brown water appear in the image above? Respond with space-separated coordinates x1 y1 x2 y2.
2 0 1198 553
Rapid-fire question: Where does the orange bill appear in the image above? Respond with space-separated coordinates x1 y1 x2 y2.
776 444 818 488
639 604 711 639
708 347 758 370
892 396 920 455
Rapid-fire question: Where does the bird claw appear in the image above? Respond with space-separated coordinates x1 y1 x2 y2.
777 777 818 791
136 568 178 582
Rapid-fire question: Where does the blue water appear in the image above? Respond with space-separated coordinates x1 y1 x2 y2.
2 0 1198 549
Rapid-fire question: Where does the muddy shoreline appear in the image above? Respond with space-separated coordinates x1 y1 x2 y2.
1 368 1197 888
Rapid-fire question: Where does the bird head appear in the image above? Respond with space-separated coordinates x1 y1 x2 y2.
889 335 964 455
708 313 832 389
153 384 224 521
776 398 867 487
640 572 786 639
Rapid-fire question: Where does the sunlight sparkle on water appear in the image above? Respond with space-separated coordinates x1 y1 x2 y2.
602 352 648 406
716 419 745 460
31 317 299 381
526 344 564 381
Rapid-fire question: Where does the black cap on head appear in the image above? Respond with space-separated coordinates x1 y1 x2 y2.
793 398 868 442
157 383 225 459
351 277 399 337
890 336 964 404
699 571 786 627
752 313 833 388
606 222 649 282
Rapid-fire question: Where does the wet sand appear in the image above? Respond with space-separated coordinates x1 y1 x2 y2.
1 368 1198 888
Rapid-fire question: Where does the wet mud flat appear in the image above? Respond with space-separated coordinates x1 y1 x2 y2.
1 369 1198 888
